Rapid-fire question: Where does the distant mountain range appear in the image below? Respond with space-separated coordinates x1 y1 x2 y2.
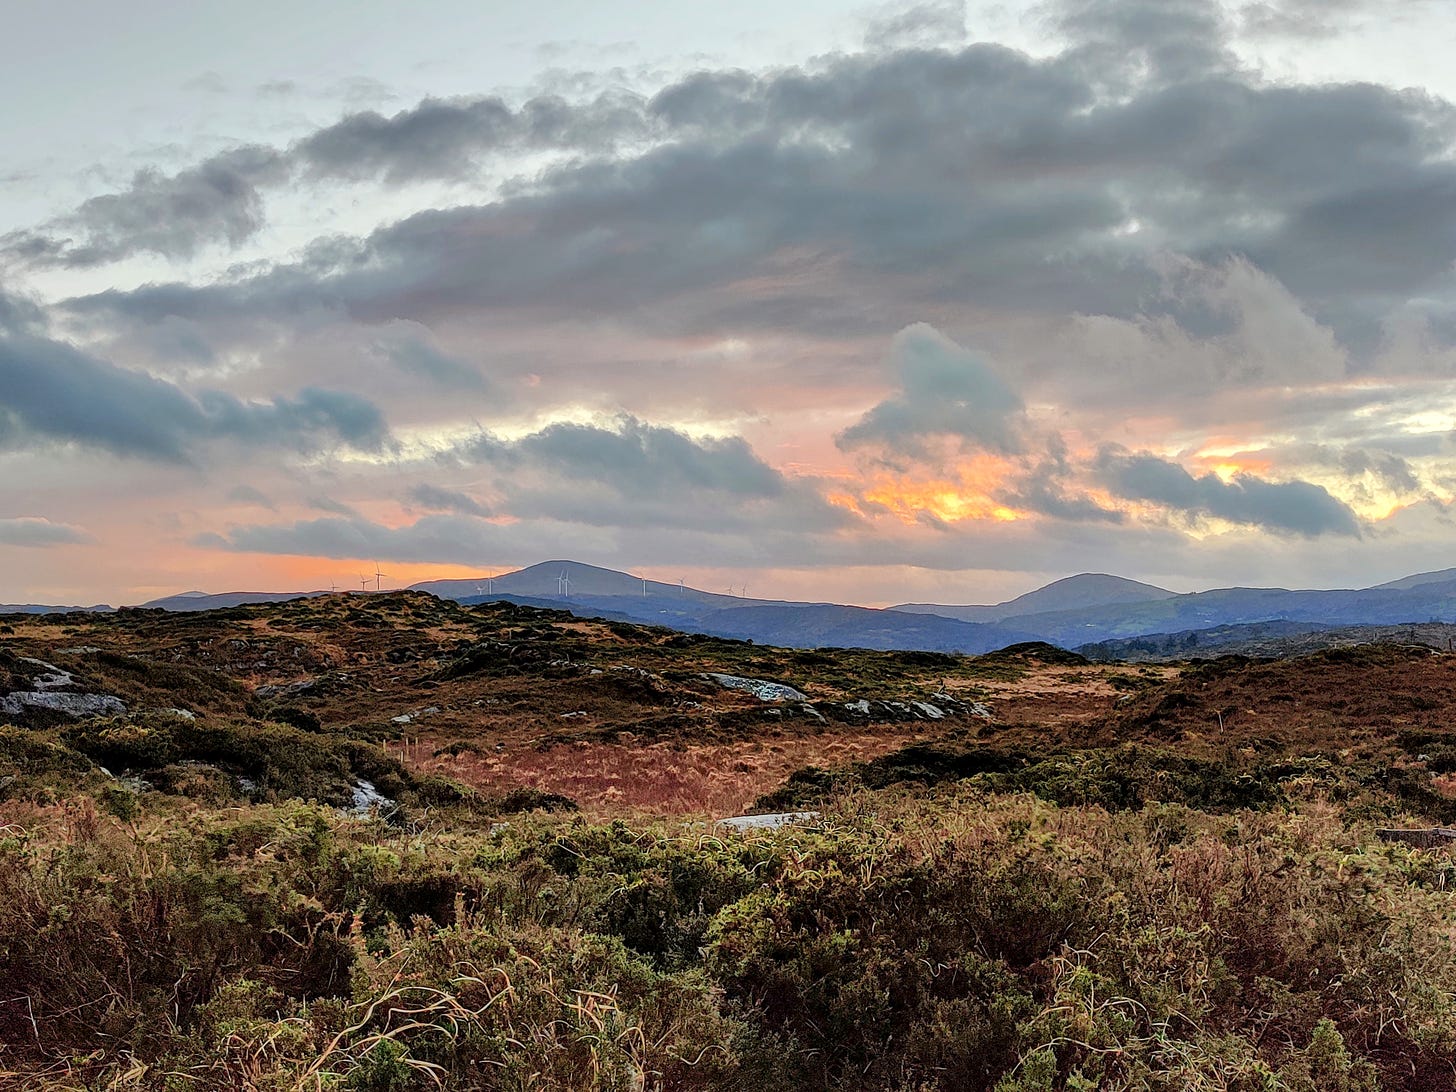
5 561 1456 658
893 573 1177 622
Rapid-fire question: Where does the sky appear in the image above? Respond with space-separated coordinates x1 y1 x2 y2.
4 0 1456 607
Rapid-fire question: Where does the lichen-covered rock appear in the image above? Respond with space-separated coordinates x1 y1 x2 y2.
702 672 808 702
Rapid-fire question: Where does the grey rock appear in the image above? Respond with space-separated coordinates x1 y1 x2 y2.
702 672 808 702
716 811 820 832
0 691 127 718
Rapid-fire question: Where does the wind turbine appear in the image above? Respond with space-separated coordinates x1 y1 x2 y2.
373 563 390 592
558 569 571 598
358 574 370 592
678 578 685 597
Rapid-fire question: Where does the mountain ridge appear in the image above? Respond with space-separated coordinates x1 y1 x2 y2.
7 559 1456 656
892 572 1177 623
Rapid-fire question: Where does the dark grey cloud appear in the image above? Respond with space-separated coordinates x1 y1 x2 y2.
293 90 647 184
0 517 93 547
0 287 43 334
0 330 390 463
408 415 855 536
1096 447 1361 536
1339 448 1422 494
838 324 1026 459
3 146 286 267
4 91 647 270
408 484 490 517
461 415 791 500
1054 0 1234 87
996 436 1125 523
55 20 1456 367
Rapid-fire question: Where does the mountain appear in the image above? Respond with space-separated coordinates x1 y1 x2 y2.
33 559 1456 655
995 580 1456 646
413 560 744 608
417 564 1033 653
893 573 1176 623
1079 619 1456 662
409 562 1456 653
1372 567 1456 591
678 604 1039 655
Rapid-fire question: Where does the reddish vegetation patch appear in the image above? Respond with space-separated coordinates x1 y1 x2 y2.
394 728 936 816
1109 645 1456 754
1432 773 1456 799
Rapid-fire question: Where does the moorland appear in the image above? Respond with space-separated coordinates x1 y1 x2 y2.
4 591 1456 1089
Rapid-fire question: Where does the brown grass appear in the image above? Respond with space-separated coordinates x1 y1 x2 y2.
393 728 937 817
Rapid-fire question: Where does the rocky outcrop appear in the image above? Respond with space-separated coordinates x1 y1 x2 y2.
0 656 127 720
702 672 809 702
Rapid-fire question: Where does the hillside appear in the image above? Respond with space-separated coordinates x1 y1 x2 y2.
894 572 1177 622
8 595 1456 1086
1080 619 1456 661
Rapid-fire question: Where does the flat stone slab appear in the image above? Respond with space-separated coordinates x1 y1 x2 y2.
715 811 820 831
0 691 127 718
702 672 808 702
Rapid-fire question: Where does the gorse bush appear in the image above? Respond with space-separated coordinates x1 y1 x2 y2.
4 790 1456 1089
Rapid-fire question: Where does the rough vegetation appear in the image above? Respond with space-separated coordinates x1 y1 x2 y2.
4 592 1456 1088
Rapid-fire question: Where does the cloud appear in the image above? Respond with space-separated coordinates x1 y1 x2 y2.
226 484 276 510
198 414 850 556
1096 448 1361 536
373 328 486 389
0 287 44 334
453 415 850 534
4 92 647 270
46 22 1456 380
864 1 967 49
407 484 491 517
3 146 287 267
838 324 1026 460
0 517 93 547
0 329 390 463
306 496 362 518
464 415 789 497
996 436 1125 523
293 90 647 183
1238 0 1364 38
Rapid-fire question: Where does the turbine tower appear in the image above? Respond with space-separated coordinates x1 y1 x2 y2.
373 563 390 592
358 574 370 592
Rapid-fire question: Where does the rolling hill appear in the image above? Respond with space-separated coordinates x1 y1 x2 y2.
893 573 1176 623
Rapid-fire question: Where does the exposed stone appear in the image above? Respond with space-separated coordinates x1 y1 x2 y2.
716 811 820 832
702 672 808 702
0 691 127 718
